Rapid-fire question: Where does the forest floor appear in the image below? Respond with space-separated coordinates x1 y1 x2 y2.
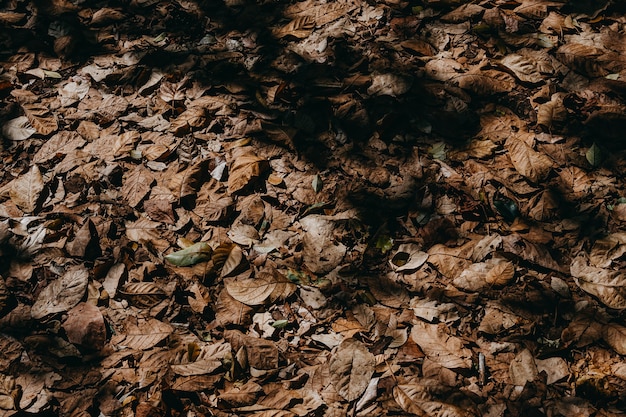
1 0 626 416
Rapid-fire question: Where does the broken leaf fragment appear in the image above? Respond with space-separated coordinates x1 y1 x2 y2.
165 241 213 266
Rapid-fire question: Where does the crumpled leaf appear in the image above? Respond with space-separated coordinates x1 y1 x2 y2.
509 349 539 386
571 254 626 310
224 268 296 306
367 74 413 97
603 323 626 355
329 338 375 401
165 242 213 266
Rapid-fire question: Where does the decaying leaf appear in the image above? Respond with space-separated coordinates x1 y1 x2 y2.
509 349 539 386
62 302 106 350
390 244 429 272
603 323 626 355
505 135 553 183
31 265 89 319
329 338 375 401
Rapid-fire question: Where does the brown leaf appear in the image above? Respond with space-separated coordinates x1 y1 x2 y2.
571 254 626 310
505 135 553 182
123 165 155 208
411 321 472 369
452 70 516 95
119 282 167 308
227 147 269 194
22 103 58 136
66 219 101 260
31 265 89 319
62 302 106 350
112 318 172 350
10 165 44 213
33 131 86 164
329 338 375 401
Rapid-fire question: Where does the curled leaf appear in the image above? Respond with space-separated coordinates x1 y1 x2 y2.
165 242 213 266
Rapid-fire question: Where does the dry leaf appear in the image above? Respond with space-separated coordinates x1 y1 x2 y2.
509 349 538 386
2 116 36 141
10 165 44 213
411 321 472 369
22 103 58 136
31 265 89 319
390 244 429 272
112 318 173 350
62 302 106 350
505 135 553 182
571 254 626 310
227 147 269 194
329 338 375 401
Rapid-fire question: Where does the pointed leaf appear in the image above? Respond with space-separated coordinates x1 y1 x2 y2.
165 242 213 266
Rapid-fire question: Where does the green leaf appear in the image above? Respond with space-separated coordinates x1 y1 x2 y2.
493 197 519 222
312 174 323 193
165 242 213 266
271 320 289 329
586 143 602 167
428 142 446 160
375 234 394 254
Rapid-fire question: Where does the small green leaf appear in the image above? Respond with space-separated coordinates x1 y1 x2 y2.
586 143 602 167
312 174 323 193
493 197 519 222
375 235 394 254
271 320 289 329
428 142 446 160
165 242 213 266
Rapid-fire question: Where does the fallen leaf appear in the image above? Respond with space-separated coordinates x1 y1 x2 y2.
329 338 375 401
31 265 89 319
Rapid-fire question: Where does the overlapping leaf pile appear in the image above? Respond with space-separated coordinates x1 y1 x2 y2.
1 0 626 416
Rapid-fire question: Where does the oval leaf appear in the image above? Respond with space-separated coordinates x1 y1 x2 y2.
31 266 89 319
329 338 375 401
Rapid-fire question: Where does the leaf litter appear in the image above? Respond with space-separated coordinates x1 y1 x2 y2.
1 0 626 416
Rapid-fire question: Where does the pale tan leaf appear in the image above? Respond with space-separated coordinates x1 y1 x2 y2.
452 70 516 95
122 165 155 208
33 131 86 164
390 244 429 272
329 338 375 401
168 160 205 201
224 271 276 306
509 349 538 386
424 58 464 82
10 165 44 213
501 234 564 272
170 107 208 136
227 147 269 194
478 302 525 334
536 357 569 385
102 263 126 299
284 0 356 26
300 214 347 274
87 131 140 161
116 318 173 350
410 299 459 323
22 103 58 136
536 93 567 130
1 116 36 141
505 135 553 182
125 217 162 244
98 94 130 118
513 0 562 19
411 321 472 369
571 255 626 310
31 265 89 319
188 282 211 314
485 259 515 286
